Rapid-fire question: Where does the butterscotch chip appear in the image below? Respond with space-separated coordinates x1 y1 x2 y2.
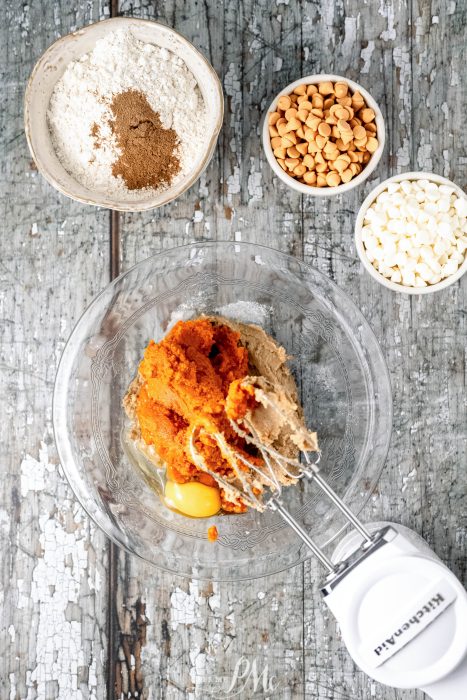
285 157 300 169
278 95 292 111
341 168 353 183
334 82 348 98
362 151 371 163
296 142 308 155
306 84 318 96
311 108 324 118
326 172 341 187
341 130 354 145
305 114 321 131
277 158 287 171
316 161 328 173
285 108 298 121
269 126 279 137
274 146 287 159
277 122 288 136
303 154 315 168
316 173 327 186
297 110 309 122
335 106 350 120
285 118 301 132
331 125 341 139
281 132 297 147
303 170 317 184
293 84 307 95
299 101 313 111
366 136 379 153
296 126 306 139
334 157 348 173
318 81 334 95
353 125 367 140
316 134 328 150
287 146 300 158
271 136 282 149
293 163 307 177
337 119 352 132
269 112 281 125
366 122 377 133
323 97 334 109
360 108 375 123
318 122 332 137
354 137 368 148
311 93 324 109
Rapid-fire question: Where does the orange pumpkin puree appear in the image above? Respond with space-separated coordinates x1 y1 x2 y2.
135 318 259 513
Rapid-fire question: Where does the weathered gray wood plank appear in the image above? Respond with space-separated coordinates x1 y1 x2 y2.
113 1 307 698
300 1 466 699
114 2 466 700
0 2 110 698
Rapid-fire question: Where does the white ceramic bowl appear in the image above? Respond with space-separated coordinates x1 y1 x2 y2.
24 17 224 212
355 172 467 294
262 74 385 197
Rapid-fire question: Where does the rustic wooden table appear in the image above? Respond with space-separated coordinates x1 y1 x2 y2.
1 0 466 698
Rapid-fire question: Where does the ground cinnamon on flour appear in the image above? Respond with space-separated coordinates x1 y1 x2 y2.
108 89 180 190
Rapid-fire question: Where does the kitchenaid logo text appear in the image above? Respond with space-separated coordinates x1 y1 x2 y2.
374 591 445 658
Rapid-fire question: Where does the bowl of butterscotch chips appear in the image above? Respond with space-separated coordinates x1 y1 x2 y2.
262 74 385 196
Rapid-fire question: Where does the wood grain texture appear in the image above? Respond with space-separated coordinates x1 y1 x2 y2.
114 1 466 699
0 0 465 699
0 2 110 698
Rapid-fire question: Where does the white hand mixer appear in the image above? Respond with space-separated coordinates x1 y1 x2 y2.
191 377 467 700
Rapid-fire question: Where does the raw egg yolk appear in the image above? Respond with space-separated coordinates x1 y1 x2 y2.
164 480 221 518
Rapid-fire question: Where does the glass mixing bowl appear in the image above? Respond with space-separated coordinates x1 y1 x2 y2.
53 242 392 580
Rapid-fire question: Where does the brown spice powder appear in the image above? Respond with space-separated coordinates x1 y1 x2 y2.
109 89 181 190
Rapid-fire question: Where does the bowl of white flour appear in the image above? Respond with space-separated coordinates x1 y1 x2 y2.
24 18 223 211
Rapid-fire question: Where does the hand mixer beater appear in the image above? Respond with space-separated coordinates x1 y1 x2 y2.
190 376 467 700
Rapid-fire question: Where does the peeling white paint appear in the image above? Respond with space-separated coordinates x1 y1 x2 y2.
379 0 396 41
450 68 459 87
20 441 55 497
396 138 410 169
227 166 241 197
8 624 15 642
193 210 204 223
28 498 99 699
273 55 283 72
170 584 199 630
247 159 263 201
417 139 433 171
342 17 357 58
360 41 375 74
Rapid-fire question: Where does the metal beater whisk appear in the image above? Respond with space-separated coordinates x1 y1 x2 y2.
189 376 375 575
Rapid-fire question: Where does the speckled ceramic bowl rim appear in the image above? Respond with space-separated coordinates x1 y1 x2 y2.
261 74 385 197
24 17 224 212
355 172 467 295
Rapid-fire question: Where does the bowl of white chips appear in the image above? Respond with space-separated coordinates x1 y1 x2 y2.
355 172 467 294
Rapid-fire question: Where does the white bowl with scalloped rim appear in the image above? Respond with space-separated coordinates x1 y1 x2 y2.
24 17 224 212
355 172 467 294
